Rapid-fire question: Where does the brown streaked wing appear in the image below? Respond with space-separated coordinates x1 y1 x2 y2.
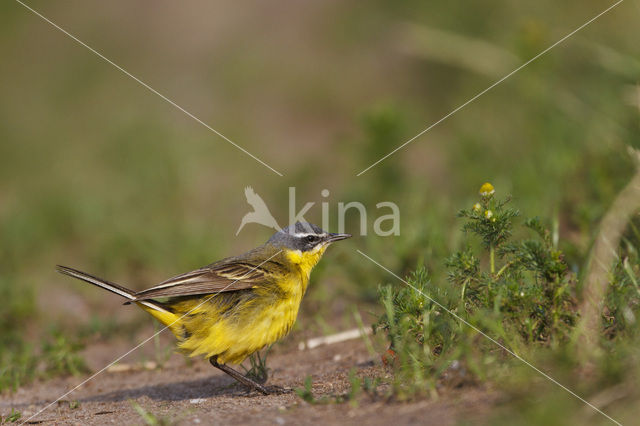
132 261 269 300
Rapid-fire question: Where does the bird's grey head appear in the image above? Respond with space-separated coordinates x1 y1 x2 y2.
267 222 351 251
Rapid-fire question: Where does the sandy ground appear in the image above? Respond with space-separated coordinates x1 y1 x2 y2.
1 337 498 425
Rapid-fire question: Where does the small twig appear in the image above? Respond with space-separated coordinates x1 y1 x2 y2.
298 328 373 351
106 361 157 373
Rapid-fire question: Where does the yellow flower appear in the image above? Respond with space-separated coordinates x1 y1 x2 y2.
473 203 482 212
479 182 495 197
484 210 493 219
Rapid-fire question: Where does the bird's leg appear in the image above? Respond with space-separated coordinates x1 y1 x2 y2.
209 356 270 395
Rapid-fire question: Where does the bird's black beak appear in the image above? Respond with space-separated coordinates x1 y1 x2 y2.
325 233 352 243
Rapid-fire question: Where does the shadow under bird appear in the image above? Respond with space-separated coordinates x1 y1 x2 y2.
57 222 351 394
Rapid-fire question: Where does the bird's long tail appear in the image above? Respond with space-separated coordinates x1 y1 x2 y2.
56 265 175 319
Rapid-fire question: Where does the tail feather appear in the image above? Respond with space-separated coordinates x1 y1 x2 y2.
56 265 170 313
56 265 135 299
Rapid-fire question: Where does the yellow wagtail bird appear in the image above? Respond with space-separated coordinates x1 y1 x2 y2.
57 222 351 394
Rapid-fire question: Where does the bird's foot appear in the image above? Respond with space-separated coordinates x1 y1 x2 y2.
265 385 293 395
240 384 291 396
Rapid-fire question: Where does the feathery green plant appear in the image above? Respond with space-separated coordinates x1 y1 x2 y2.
375 183 580 397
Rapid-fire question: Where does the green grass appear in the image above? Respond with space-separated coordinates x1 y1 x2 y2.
1 408 22 423
241 350 270 384
130 401 174 426
0 276 88 392
0 328 88 392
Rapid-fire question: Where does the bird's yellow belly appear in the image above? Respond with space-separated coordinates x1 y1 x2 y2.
218 294 301 364
169 277 306 365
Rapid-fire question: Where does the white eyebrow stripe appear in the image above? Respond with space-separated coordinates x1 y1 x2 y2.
291 232 326 238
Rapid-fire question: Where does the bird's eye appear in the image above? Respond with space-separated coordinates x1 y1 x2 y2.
305 235 317 243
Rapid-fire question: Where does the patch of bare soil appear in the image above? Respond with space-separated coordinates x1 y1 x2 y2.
1 338 498 425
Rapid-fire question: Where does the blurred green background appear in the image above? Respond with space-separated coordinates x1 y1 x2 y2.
1 0 640 413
